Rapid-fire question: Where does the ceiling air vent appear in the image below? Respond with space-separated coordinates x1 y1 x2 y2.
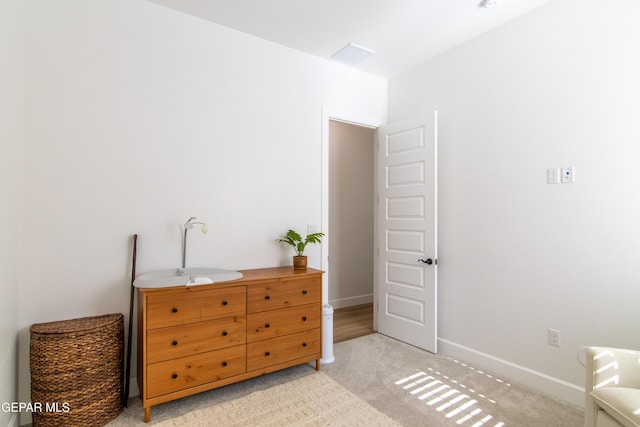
480 0 499 8
331 43 375 65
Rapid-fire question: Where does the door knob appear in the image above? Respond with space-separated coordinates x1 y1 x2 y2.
418 258 437 265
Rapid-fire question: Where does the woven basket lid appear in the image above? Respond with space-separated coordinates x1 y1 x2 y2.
30 313 123 335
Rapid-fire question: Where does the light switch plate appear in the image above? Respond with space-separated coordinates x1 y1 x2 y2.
548 168 560 184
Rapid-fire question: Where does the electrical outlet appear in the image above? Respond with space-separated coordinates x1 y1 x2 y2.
548 329 561 347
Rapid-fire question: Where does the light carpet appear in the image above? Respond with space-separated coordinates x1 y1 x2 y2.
153 371 399 427
322 333 584 426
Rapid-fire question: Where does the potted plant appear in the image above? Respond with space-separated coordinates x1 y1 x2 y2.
276 229 324 270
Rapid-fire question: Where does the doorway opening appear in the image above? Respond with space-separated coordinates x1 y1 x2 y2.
323 111 438 351
328 119 376 342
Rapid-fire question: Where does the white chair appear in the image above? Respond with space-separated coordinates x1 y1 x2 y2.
583 347 640 427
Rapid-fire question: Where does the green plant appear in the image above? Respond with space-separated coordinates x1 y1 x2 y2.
276 229 324 257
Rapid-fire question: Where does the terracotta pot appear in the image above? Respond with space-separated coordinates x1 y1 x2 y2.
293 255 308 270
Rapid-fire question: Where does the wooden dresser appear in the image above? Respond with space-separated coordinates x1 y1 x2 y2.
136 267 322 422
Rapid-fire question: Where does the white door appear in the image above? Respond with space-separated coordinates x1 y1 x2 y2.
377 112 438 353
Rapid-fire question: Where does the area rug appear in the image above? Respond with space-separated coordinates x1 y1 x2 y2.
154 371 401 427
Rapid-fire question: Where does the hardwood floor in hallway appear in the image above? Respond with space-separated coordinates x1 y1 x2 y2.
333 303 374 343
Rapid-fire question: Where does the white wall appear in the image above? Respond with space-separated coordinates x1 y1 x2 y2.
389 0 640 406
18 0 386 421
0 0 25 426
328 121 375 308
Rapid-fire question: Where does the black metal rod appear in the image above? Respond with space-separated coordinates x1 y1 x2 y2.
124 234 137 407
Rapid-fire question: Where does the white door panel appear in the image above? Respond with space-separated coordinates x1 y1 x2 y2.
377 112 437 353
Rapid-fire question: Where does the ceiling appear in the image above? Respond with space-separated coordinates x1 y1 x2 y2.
148 0 553 78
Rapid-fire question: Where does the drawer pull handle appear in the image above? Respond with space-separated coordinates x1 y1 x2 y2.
172 308 178 313
222 331 228 336
265 351 270 356
222 300 228 306
265 323 270 328
265 295 271 300
302 316 307 322
302 289 308 295
172 373 178 379
222 361 228 367
302 342 307 347
172 340 178 346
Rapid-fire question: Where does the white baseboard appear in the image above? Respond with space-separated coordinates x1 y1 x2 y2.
438 338 585 408
328 294 373 309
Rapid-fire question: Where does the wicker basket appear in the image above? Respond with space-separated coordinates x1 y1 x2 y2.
30 313 124 427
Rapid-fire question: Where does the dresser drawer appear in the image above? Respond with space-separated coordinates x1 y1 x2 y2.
246 280 289 313
246 328 321 372
146 345 246 398
201 286 246 320
281 276 321 306
147 316 246 364
247 277 321 313
146 292 200 329
246 304 320 343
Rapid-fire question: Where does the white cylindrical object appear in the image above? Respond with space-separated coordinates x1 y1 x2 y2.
320 304 335 364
